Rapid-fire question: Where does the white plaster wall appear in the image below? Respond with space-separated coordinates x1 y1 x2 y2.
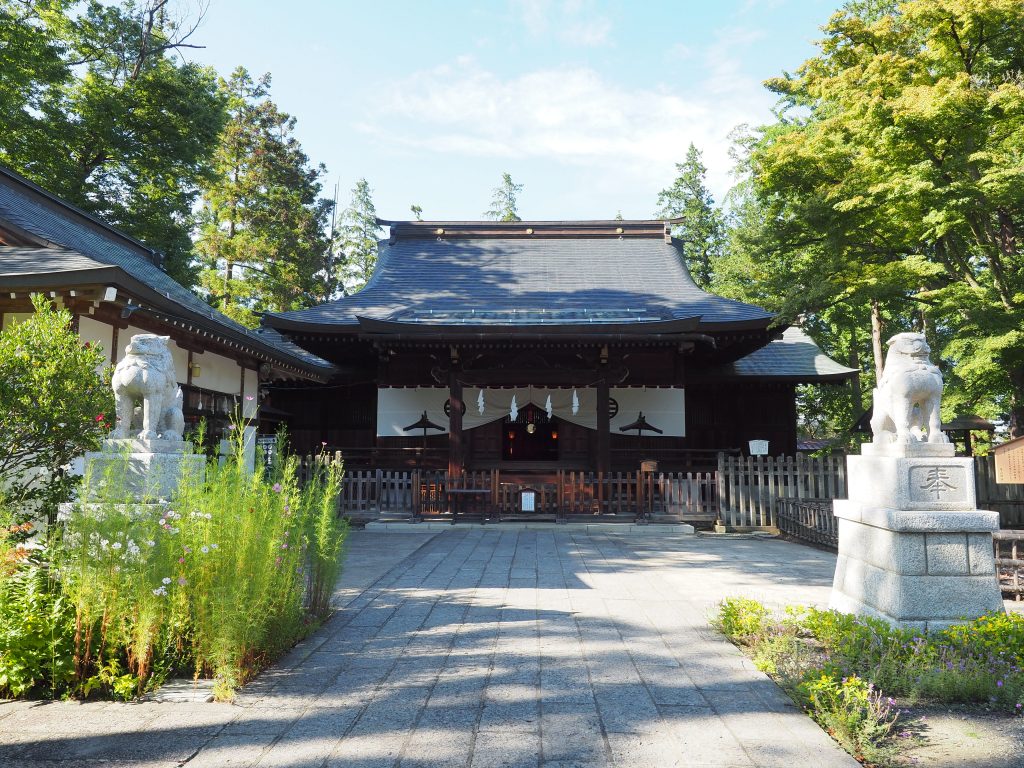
1 312 34 329
191 348 241 394
169 340 189 386
77 316 114 361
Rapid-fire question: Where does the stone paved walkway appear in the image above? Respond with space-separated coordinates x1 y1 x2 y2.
0 530 857 767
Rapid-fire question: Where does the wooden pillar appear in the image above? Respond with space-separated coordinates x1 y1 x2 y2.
597 376 610 474
448 369 464 480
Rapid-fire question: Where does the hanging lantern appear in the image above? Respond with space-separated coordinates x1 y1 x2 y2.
545 394 553 419
477 389 485 415
571 389 580 415
510 394 519 421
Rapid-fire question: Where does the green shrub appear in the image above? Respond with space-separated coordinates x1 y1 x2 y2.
41 420 348 700
0 554 76 697
714 597 770 642
798 673 900 764
0 295 113 523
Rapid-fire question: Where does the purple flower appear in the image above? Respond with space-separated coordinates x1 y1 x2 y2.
272 483 282 493
998 680 1004 688
227 424 235 431
177 576 187 585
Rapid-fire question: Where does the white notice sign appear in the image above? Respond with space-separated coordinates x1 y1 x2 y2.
521 491 536 512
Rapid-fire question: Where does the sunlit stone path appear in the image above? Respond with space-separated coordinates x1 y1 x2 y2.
0 529 856 767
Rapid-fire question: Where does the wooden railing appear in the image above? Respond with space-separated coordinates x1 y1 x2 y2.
298 465 718 524
994 531 1024 599
717 454 847 529
777 498 838 549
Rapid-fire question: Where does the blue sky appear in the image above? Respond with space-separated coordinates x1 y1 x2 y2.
186 0 841 221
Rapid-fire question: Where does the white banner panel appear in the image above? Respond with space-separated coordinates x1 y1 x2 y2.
377 387 685 437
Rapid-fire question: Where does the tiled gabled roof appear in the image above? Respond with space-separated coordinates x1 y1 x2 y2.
703 327 858 382
0 166 333 377
266 224 773 333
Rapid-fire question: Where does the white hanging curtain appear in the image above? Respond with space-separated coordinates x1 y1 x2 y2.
375 386 685 436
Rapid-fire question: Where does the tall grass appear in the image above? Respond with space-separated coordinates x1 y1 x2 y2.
50 423 347 700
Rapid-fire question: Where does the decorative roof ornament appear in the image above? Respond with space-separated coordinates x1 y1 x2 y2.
545 394 553 419
571 389 580 415
477 389 485 416
510 394 518 421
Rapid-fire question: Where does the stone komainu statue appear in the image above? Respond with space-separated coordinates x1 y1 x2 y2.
110 334 184 441
870 332 949 445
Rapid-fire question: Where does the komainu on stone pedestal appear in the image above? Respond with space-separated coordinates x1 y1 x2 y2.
84 334 203 502
830 332 1003 631
110 334 184 442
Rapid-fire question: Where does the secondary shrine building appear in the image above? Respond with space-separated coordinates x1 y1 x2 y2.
265 220 855 476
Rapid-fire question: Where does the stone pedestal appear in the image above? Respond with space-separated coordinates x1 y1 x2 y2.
83 438 205 502
830 442 1004 631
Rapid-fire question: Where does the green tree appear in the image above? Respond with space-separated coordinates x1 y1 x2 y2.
195 68 333 327
732 0 1024 436
655 143 726 289
0 1 226 286
484 172 523 222
410 204 423 221
336 179 382 293
0 296 113 523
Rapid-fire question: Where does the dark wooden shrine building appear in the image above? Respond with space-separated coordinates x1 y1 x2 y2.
265 219 855 476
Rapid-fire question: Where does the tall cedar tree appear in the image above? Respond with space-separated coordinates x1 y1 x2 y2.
724 0 1024 440
0 0 226 286
336 179 382 293
655 143 725 289
196 68 333 327
484 172 523 222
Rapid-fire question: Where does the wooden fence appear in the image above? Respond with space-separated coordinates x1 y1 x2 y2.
716 454 847 529
295 463 718 524
296 451 1024 530
976 456 1024 528
776 498 839 549
993 531 1024 599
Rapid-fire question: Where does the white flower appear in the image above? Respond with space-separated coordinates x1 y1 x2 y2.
152 586 168 597
210 543 219 550
100 539 109 549
162 577 172 585
200 546 209 554
146 540 156 547
111 542 122 550
127 541 141 557
204 513 212 520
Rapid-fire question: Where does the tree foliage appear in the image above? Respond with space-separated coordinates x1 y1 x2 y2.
656 143 726 289
725 0 1024 439
195 68 333 327
0 0 226 286
336 179 382 294
484 172 523 222
0 296 113 521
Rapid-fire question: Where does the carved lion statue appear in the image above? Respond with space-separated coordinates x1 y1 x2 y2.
110 334 184 441
870 332 948 445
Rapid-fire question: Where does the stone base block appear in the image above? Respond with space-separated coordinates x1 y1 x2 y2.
846 454 976 511
83 451 205 502
830 507 1003 631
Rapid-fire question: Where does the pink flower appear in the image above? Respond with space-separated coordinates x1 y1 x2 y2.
177 576 187 585
321 441 327 447
272 483 282 493
178 557 185 563
245 395 255 401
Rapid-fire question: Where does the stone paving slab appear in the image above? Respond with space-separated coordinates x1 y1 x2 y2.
0 529 857 767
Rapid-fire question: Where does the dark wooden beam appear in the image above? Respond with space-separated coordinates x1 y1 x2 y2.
596 376 610 474
448 368 464 479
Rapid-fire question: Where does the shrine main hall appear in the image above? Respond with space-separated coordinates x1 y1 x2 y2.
264 218 854 477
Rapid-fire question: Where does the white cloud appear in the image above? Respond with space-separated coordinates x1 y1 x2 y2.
511 0 613 47
364 56 771 203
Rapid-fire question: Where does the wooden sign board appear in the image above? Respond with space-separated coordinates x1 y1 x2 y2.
994 436 1024 484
